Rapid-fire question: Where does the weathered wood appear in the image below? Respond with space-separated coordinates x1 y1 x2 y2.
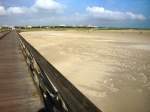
0 31 10 39
0 31 43 112
17 31 102 112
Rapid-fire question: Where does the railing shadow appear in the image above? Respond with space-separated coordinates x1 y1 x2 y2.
38 108 46 112
17 31 102 112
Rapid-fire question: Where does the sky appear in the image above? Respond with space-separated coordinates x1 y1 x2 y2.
0 0 150 28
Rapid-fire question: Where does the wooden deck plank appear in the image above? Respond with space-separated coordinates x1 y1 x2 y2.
0 31 43 112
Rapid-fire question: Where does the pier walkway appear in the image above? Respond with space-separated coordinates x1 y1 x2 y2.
0 30 102 112
0 31 43 112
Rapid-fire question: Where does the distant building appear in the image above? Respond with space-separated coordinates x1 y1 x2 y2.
59 24 66 27
27 25 32 29
45 26 49 29
11 27 15 30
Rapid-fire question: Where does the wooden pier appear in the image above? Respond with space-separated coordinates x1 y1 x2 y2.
0 30 102 112
0 31 43 112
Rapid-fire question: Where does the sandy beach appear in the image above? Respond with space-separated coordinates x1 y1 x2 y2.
21 30 150 112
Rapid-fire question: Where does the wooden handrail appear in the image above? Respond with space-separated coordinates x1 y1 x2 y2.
17 31 102 112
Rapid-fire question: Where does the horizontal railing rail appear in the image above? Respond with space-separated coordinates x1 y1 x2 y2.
17 31 102 112
0 31 10 39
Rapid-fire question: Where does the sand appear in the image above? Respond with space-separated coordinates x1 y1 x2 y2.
21 30 150 112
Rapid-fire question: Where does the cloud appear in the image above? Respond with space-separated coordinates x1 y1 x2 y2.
0 0 64 16
0 2 147 27
86 6 146 21
0 6 6 15
7 7 27 14
126 12 145 20
33 0 64 12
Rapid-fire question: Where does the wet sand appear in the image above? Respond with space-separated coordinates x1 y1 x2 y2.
21 30 150 112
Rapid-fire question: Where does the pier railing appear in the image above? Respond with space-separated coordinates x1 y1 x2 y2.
17 32 102 112
0 31 10 39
